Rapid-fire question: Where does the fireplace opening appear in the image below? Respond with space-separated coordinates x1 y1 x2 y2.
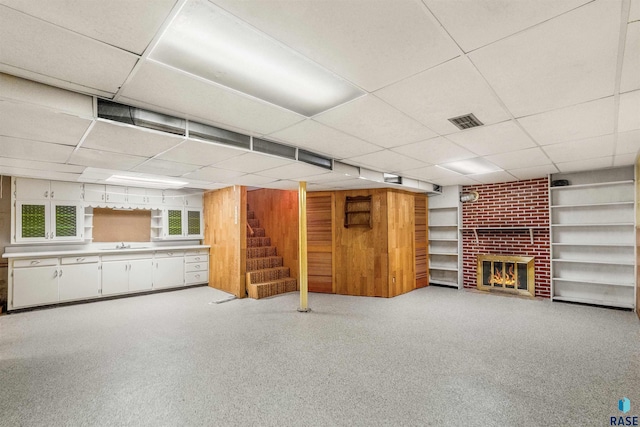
477 255 534 296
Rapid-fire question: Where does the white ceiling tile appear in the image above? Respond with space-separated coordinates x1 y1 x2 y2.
231 174 279 187
555 157 614 173
345 150 426 173
485 147 552 169
446 120 537 156
630 0 640 22
83 121 184 157
620 22 640 93
257 162 331 180
614 152 637 166
508 164 558 180
211 152 293 174
616 130 640 154
0 157 85 174
375 57 510 135
391 137 476 165
618 90 640 132
431 176 480 186
0 73 93 117
313 95 437 148
131 159 201 177
0 6 139 95
467 171 518 184
68 148 148 170
210 0 460 91
0 101 92 146
0 0 176 55
400 165 464 182
156 139 245 166
469 1 620 117
185 182 230 191
425 0 589 52
119 61 305 135
268 119 380 159
182 167 245 183
542 134 615 163
0 136 74 163
0 166 81 182
518 97 615 145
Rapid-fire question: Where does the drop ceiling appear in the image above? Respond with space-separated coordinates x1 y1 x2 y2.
0 0 638 192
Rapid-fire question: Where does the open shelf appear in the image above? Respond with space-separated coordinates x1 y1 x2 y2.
553 277 634 288
428 186 462 289
429 279 459 287
552 259 634 266
552 296 634 309
550 201 634 208
549 180 634 190
429 265 458 272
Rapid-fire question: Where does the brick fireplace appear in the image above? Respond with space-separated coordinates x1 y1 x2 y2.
461 178 551 298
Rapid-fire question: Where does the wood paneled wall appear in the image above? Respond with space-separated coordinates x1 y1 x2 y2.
387 191 416 297
204 186 246 298
246 188 299 284
307 193 334 293
334 189 389 297
414 194 429 288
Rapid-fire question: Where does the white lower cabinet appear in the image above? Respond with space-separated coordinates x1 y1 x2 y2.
154 252 184 289
12 262 59 308
58 256 100 301
102 255 153 295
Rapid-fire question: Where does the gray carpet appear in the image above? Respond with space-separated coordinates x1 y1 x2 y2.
0 286 638 426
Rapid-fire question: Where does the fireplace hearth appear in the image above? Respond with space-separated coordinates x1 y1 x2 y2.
477 254 535 297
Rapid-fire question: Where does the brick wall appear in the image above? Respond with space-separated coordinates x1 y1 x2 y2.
462 178 551 298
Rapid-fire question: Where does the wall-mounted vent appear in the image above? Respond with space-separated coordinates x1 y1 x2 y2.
448 113 483 130
433 184 443 193
383 173 402 184
97 99 186 135
298 149 332 170
252 138 297 160
189 121 250 149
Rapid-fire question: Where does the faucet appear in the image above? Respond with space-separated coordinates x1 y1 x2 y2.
116 242 131 249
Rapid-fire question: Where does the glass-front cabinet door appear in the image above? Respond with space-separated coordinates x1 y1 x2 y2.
51 203 84 241
15 201 50 242
185 209 203 238
165 208 184 238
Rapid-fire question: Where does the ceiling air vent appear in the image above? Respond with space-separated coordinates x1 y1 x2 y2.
189 121 250 149
298 149 332 170
448 113 483 130
97 99 186 135
252 138 297 160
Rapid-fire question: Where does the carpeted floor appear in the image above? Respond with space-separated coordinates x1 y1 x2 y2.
0 285 638 426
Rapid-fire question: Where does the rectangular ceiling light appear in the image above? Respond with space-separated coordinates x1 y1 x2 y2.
106 175 188 189
150 0 364 117
437 158 502 175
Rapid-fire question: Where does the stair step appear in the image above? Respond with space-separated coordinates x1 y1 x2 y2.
247 227 265 237
247 246 277 259
247 236 271 247
246 256 283 271
248 267 290 284
247 278 297 299
247 218 260 228
247 210 255 220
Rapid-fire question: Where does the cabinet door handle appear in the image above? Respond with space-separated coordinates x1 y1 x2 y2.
195 274 200 279
30 260 40 265
77 257 85 262
106 194 109 201
101 194 105 201
59 269 63 277
51 191 54 198
44 190 49 198
53 270 58 278
195 265 200 269
194 257 200 261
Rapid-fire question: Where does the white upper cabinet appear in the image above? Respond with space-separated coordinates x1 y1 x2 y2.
184 192 203 208
14 178 50 200
163 189 185 207
83 184 106 203
50 181 83 200
105 185 127 204
126 186 147 205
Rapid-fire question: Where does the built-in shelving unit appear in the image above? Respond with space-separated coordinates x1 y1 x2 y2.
550 166 636 309
428 185 462 289
83 207 93 242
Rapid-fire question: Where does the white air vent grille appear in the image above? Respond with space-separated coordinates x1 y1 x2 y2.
448 113 483 130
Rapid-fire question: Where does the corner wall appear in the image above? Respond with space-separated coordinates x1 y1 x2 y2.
461 178 551 298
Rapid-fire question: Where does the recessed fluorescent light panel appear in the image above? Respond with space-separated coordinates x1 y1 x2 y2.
438 158 502 175
106 175 188 189
150 0 364 116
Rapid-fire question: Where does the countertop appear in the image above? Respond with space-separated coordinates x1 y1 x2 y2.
2 245 210 259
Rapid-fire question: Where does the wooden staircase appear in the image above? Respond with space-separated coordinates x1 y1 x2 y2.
246 207 297 299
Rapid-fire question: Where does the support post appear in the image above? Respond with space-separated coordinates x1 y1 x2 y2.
298 181 310 312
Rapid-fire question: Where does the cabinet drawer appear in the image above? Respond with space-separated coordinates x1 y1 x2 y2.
14 258 58 268
185 271 208 284
61 255 99 265
101 253 152 262
185 261 208 273
155 251 184 258
185 254 207 263
185 249 208 256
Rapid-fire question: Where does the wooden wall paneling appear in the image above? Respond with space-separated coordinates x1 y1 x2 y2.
203 186 246 298
414 194 429 288
334 189 388 297
92 208 151 242
387 191 416 297
307 192 334 293
246 189 299 284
